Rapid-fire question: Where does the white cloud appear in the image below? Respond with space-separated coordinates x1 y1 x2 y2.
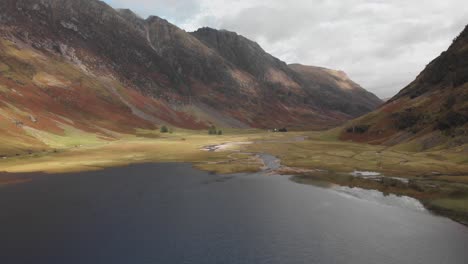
103 0 468 98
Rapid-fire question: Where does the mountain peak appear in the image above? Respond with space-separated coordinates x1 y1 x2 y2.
117 8 142 19
146 15 169 24
193 27 265 53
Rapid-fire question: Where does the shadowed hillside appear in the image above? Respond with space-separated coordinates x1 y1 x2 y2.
342 25 468 150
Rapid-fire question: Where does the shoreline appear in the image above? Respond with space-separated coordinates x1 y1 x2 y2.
0 132 467 225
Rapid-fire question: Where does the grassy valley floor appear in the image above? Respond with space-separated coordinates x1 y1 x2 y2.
0 128 467 225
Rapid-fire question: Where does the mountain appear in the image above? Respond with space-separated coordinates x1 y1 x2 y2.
0 0 381 153
288 64 382 117
341 25 468 150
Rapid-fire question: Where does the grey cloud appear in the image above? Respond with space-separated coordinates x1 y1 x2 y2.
104 0 468 98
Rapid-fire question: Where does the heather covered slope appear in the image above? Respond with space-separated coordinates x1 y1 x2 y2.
0 0 382 154
341 25 468 150
0 37 205 155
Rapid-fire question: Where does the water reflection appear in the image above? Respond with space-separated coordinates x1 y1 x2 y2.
333 186 426 212
0 163 467 264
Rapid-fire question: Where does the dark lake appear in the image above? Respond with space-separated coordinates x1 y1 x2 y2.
0 161 467 264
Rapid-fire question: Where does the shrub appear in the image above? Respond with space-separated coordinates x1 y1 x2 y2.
217 130 223 135
160 125 169 133
444 96 456 109
346 125 370 134
208 125 217 135
392 111 421 130
436 111 468 131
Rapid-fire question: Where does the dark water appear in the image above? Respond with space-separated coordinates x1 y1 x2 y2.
0 162 467 264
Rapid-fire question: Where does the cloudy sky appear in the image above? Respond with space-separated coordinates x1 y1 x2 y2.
103 0 467 98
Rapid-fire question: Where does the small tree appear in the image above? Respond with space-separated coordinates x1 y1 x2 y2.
217 130 223 135
208 125 217 135
160 125 169 133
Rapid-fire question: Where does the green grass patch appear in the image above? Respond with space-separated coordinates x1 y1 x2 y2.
429 198 468 214
0 62 9 72
23 124 107 148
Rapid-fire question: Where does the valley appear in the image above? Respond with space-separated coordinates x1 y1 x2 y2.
1 128 467 225
0 0 467 262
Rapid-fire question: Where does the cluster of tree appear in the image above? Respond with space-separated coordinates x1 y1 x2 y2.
346 124 370 134
160 126 173 133
208 125 223 135
436 111 468 131
391 110 421 131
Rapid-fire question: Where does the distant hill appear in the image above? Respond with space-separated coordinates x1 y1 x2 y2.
288 64 382 117
341 25 468 150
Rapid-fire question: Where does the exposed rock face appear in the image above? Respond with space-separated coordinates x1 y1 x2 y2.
192 27 297 83
145 17 231 87
0 0 382 133
342 25 468 149
1 0 178 93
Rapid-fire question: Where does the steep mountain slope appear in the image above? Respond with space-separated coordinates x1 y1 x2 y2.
191 27 300 87
191 27 381 124
191 28 381 118
288 64 382 117
341 25 468 150
0 0 381 154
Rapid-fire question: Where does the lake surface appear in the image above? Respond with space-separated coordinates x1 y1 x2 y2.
0 161 467 264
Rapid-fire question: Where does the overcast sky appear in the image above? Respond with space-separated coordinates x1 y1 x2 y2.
103 0 467 98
